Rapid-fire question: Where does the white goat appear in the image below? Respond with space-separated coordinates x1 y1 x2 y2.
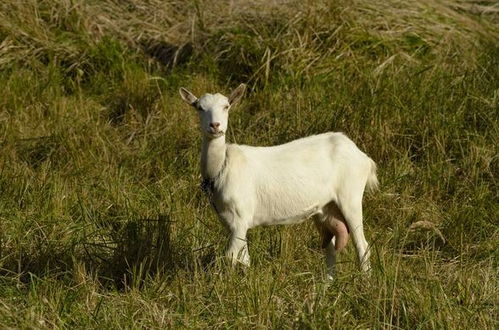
179 84 378 278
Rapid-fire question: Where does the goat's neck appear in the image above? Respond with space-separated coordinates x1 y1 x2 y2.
201 135 227 180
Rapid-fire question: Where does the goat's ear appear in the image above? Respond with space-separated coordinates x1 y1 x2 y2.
179 87 198 106
228 83 246 106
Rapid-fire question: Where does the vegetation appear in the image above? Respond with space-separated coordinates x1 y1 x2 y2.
0 0 497 328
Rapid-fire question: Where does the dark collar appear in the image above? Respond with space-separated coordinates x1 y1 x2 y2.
201 177 215 195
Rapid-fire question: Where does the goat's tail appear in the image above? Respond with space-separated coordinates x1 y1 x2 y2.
366 158 379 192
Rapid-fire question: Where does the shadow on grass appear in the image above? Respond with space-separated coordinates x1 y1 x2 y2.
82 214 218 290
99 214 175 289
139 40 193 70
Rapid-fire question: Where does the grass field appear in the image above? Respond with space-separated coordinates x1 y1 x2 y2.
0 0 498 328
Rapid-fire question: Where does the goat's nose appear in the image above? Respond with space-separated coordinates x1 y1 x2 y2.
210 122 221 129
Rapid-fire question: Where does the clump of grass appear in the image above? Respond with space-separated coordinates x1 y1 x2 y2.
0 0 498 328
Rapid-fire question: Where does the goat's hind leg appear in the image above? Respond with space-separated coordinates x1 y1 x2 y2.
314 217 336 280
337 196 371 273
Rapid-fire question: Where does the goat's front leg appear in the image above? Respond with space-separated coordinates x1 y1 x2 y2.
226 224 250 266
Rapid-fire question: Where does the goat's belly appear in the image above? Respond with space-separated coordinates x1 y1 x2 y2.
252 204 324 227
248 170 337 227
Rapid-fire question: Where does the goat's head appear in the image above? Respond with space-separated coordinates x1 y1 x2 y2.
179 84 246 139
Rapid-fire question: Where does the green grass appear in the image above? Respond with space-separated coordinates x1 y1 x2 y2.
0 0 498 328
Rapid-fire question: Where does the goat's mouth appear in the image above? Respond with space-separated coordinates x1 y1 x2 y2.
206 130 225 138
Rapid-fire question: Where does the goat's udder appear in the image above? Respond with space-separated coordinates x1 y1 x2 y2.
331 218 349 251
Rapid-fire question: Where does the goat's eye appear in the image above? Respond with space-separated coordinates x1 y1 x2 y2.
224 105 230 111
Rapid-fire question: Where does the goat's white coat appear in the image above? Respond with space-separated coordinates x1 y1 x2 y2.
179 84 378 277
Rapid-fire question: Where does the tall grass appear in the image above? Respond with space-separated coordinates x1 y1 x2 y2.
0 0 498 328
